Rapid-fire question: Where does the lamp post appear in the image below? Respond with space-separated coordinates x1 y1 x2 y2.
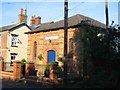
63 0 68 86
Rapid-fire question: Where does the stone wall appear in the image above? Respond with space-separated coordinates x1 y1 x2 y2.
27 28 77 65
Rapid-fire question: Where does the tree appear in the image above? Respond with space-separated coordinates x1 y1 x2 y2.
73 22 120 87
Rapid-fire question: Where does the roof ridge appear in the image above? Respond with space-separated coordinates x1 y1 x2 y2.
26 14 106 33
0 22 31 32
0 24 16 28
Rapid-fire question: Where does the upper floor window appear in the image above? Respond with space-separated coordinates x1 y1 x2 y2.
0 34 1 46
11 34 18 47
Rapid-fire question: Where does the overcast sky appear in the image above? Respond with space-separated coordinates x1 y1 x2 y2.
0 0 119 27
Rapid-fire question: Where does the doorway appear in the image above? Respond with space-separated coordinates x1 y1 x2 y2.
48 50 56 63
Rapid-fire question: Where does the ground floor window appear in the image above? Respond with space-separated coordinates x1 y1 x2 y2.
10 53 17 66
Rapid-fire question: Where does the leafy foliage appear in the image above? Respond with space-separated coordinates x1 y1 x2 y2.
73 23 120 87
58 57 64 62
44 61 63 78
38 54 43 61
21 59 26 78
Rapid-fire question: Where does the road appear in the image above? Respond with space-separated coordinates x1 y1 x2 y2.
0 79 52 89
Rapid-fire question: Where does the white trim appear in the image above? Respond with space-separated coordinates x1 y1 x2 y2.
45 36 59 40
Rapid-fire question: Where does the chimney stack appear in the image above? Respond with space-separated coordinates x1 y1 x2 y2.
30 15 41 26
18 8 27 24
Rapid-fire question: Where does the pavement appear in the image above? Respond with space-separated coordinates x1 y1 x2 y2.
0 78 54 89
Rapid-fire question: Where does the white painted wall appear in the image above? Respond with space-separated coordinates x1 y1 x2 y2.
6 25 30 62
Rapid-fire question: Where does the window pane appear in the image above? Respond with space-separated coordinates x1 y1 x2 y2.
11 34 18 46
10 53 17 66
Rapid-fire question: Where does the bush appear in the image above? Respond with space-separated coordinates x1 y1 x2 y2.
58 57 64 62
57 66 63 78
44 61 63 78
44 64 50 77
21 59 26 78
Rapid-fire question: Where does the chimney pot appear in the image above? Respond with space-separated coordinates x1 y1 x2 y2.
24 9 27 15
20 8 23 14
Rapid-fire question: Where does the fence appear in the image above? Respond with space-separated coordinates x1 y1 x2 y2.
34 61 75 77
0 59 79 82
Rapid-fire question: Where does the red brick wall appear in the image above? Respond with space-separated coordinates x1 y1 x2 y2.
0 61 21 80
27 28 78 66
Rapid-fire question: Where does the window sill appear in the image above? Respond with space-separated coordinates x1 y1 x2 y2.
11 46 18 47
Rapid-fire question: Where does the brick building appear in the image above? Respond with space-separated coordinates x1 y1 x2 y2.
26 14 105 75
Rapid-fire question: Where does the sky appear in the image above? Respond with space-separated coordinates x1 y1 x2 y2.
118 1 120 25
0 0 119 27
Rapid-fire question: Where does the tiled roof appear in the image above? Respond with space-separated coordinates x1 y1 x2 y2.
0 24 16 32
29 21 54 30
0 22 32 32
26 14 106 34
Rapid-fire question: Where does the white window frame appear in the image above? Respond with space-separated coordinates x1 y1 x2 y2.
11 34 18 47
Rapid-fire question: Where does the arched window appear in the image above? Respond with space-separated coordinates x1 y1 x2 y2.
69 38 73 52
33 42 37 61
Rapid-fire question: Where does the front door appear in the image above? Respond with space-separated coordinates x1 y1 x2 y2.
48 50 56 63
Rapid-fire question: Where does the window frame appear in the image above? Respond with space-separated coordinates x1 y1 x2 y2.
11 34 18 47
